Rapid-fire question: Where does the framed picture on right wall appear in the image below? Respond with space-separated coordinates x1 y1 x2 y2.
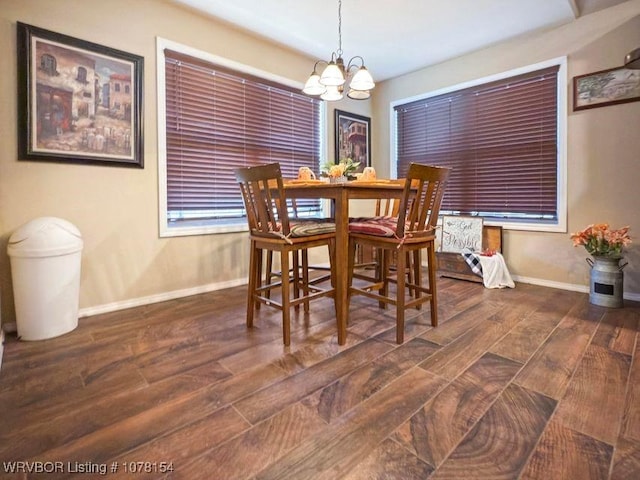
573 66 640 111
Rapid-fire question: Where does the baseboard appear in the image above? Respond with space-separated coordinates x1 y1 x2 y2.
75 272 638 320
511 274 640 302
78 277 247 318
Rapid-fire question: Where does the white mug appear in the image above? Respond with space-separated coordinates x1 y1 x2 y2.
362 166 376 181
298 167 316 180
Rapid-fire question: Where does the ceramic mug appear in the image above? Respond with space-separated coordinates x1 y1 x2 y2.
298 167 316 180
362 166 376 181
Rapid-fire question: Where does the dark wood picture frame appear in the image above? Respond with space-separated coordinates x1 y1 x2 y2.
334 109 371 172
573 66 640 111
17 22 144 167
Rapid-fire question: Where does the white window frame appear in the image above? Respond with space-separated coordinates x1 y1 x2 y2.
390 57 568 233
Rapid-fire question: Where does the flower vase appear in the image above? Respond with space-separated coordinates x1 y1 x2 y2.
329 175 348 184
586 256 627 308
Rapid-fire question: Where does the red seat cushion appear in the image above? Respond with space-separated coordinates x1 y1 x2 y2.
348 216 398 237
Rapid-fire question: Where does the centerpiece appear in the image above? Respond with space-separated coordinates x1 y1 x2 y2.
321 158 361 183
570 223 631 308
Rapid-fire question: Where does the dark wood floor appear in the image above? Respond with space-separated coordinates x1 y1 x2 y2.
1 276 639 479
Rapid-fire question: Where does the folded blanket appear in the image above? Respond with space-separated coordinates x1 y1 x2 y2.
462 248 515 289
462 248 483 277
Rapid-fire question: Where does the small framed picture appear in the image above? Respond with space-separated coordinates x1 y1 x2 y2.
334 109 371 172
17 22 144 167
573 66 640 111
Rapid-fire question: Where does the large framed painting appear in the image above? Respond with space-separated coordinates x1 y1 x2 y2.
17 22 144 167
573 66 640 111
334 109 371 171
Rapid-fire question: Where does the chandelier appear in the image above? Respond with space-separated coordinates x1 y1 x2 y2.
302 0 375 101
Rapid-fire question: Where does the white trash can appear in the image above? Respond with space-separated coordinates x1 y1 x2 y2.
7 217 83 341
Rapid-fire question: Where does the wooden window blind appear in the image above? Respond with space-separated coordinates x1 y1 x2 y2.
164 50 322 225
395 65 559 222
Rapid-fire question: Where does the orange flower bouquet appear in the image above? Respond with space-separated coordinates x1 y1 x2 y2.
570 223 632 258
321 158 361 179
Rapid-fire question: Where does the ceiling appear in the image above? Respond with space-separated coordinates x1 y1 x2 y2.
171 0 628 81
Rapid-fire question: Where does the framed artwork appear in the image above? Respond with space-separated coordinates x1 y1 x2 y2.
440 215 484 253
17 22 144 167
573 66 640 111
334 109 371 172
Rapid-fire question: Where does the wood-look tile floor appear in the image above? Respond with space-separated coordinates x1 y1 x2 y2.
1 277 639 479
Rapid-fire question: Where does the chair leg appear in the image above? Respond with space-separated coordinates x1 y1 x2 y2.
264 251 274 305
246 242 259 328
396 246 407 344
379 250 390 309
427 244 438 327
281 249 291 346
413 249 422 309
256 249 264 311
302 249 310 313
293 250 301 311
330 240 339 322
374 247 383 280
329 239 337 288
347 238 357 288
405 250 414 298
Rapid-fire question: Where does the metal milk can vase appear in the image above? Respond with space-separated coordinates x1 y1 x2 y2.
586 256 627 308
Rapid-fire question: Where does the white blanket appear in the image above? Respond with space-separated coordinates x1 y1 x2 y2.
478 253 515 289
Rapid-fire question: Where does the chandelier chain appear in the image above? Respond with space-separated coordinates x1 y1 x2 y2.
337 0 343 56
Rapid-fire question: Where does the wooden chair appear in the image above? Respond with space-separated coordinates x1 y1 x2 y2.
348 163 451 343
264 199 333 311
353 198 417 296
235 163 336 346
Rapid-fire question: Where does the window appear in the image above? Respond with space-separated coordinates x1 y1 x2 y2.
40 54 57 76
76 66 88 84
157 39 323 236
393 59 566 231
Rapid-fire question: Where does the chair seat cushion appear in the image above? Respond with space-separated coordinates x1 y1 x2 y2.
290 220 336 237
348 216 398 237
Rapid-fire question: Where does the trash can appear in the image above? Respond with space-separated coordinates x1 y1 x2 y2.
7 217 83 341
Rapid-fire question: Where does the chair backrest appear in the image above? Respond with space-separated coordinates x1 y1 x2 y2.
375 198 401 217
234 163 291 236
396 163 451 238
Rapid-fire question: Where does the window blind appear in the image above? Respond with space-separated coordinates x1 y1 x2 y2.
395 65 559 221
164 50 322 224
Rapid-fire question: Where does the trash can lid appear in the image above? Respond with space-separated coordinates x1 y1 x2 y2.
7 217 83 258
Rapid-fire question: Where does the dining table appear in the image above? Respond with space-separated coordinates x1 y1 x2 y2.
284 178 407 345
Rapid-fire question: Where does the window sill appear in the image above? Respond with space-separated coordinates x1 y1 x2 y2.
160 220 248 238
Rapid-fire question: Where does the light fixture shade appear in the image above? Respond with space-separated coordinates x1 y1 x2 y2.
349 67 375 91
302 73 326 95
347 89 370 100
625 47 640 69
321 85 343 101
320 62 345 86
